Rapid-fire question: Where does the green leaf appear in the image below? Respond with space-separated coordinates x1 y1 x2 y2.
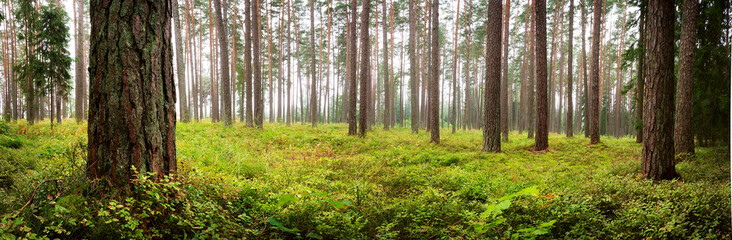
277 194 298 207
326 199 349 209
305 232 323 239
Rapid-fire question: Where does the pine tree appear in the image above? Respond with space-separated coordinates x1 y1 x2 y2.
87 0 176 187
483 0 501 152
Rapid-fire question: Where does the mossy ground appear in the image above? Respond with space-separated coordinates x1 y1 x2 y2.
1 120 730 239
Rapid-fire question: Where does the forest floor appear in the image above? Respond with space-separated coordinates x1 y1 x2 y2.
1 120 730 239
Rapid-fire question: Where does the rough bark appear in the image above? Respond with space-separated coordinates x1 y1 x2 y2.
589 0 601 145
534 0 548 151
215 0 231 126
359 0 371 137
483 0 501 152
348 0 358 135
642 0 679 181
429 0 440 143
87 0 177 187
253 0 263 127
674 0 698 155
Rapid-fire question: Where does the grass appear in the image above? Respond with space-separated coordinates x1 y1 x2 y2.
1 120 730 239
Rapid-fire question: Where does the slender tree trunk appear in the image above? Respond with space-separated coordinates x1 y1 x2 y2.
359 0 371 137
566 0 574 137
535 0 548 150
527 0 535 139
245 0 254 126
589 0 601 144
215 0 231 126
309 0 317 127
582 0 589 137
286 0 292 126
451 0 460 134
409 0 419 133
231 2 238 123
174 0 189 123
429 0 440 143
462 0 472 130
383 0 390 130
483 0 501 152
674 0 698 155
253 0 263 127
348 0 358 135
87 0 176 187
636 7 645 143
74 0 84 122
642 0 679 181
501 0 511 141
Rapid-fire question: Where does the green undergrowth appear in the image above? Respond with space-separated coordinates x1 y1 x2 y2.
0 120 730 239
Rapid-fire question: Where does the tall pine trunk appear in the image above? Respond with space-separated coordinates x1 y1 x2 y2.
215 0 231 126
359 0 371 137
566 0 574 137
429 0 440 143
674 0 698 155
589 0 601 145
253 0 264 127
310 0 317 127
348 0 358 135
534 0 548 151
501 0 511 141
642 0 679 181
483 0 501 152
409 0 419 134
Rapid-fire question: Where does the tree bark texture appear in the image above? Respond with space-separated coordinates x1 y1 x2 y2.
87 0 177 186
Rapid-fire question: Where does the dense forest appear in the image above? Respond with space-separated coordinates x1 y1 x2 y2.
0 0 730 239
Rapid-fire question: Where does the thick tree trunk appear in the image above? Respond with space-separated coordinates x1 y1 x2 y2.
674 0 698 155
642 0 679 181
589 0 601 145
87 0 176 187
534 0 548 150
566 0 574 137
429 0 440 143
483 0 501 152
359 0 371 137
